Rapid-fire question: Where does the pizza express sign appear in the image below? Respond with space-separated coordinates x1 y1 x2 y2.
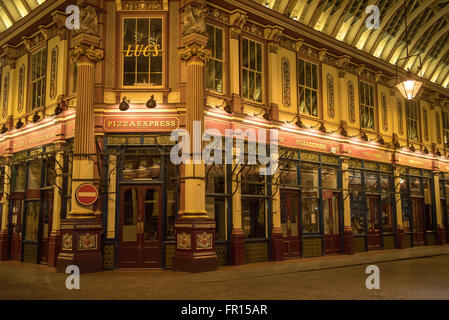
104 117 178 131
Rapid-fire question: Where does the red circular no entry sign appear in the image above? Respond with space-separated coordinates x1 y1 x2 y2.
75 183 99 206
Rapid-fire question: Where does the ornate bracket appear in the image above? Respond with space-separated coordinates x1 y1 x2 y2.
72 45 104 63
179 43 211 63
229 10 247 39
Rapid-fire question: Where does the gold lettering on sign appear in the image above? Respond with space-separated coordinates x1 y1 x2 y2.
296 139 327 150
408 159 424 166
124 42 160 57
363 151 381 159
105 119 177 129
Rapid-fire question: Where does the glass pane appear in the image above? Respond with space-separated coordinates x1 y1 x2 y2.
249 41 255 70
124 19 136 49
305 62 311 87
291 193 299 236
410 177 422 196
28 160 42 190
312 64 317 89
256 43 262 71
122 150 161 181
299 87 305 113
305 88 311 114
311 90 318 116
255 73 262 102
215 61 223 93
241 197 266 238
350 193 365 234
25 201 39 241
216 28 223 60
150 18 162 47
302 198 319 233
137 19 149 46
298 59 304 85
301 163 318 190
322 166 337 189
242 38 248 68
382 202 393 232
206 197 226 241
144 189 159 240
123 189 138 242
367 198 380 231
249 71 255 99
13 166 26 192
242 70 248 98
365 173 378 193
206 165 225 194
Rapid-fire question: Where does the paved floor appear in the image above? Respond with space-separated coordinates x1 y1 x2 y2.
1 247 449 300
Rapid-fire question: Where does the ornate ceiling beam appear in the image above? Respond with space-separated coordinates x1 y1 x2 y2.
421 41 449 80
349 0 381 48
303 0 324 27
367 1 404 55
385 0 437 62
18 0 31 14
329 0 353 37
0 1 15 26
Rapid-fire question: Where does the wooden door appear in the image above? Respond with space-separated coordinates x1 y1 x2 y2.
367 196 381 250
412 198 425 246
118 186 162 268
281 191 300 258
39 191 53 264
10 194 24 261
324 193 341 254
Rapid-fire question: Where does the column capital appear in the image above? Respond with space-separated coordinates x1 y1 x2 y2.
179 43 211 63
229 10 247 39
71 44 104 64
264 26 283 54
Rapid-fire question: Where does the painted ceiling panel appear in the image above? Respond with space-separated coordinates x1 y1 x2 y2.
0 0 45 33
252 0 449 88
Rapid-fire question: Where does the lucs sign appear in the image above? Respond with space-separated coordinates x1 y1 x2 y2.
124 43 161 57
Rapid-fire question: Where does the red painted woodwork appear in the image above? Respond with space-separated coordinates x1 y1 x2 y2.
270 228 284 261
118 186 162 268
343 226 354 254
10 193 24 261
230 229 245 265
280 191 300 258
436 224 447 245
0 197 6 260
367 196 381 250
324 193 341 254
396 225 406 249
39 191 54 264
411 198 425 246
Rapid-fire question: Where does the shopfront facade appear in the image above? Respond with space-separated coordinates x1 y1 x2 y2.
0 0 448 272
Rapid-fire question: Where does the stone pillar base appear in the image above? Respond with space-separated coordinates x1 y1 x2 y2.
56 219 103 273
343 227 354 254
396 226 406 249
48 232 61 268
436 224 447 245
0 231 8 260
270 229 284 261
173 216 217 273
230 229 245 265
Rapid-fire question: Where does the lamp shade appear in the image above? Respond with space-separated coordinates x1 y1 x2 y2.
395 79 422 100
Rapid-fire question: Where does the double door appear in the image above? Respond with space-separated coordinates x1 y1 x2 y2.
281 191 300 258
411 198 425 246
367 196 381 250
323 192 341 254
119 186 162 268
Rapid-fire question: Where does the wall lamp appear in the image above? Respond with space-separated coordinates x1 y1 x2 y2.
146 95 157 109
15 118 24 129
0 124 7 134
32 111 41 123
119 97 130 111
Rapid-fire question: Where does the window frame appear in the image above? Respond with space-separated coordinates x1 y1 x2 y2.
443 111 449 146
205 23 225 95
240 35 265 104
119 14 167 89
297 57 321 119
28 45 48 111
359 80 377 131
405 100 421 142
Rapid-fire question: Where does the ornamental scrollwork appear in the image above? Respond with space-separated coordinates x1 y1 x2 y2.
423 108 429 141
2 73 9 119
281 57 290 107
74 5 99 37
179 43 211 63
327 73 335 118
71 45 104 63
17 65 25 113
381 93 388 131
397 99 404 135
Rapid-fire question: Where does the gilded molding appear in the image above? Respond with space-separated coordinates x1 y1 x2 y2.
281 57 290 107
327 73 335 118
229 11 247 39
179 43 211 63
182 4 207 37
71 45 104 63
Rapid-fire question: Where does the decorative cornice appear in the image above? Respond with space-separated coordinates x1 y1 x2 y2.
179 43 211 63
264 26 282 53
71 44 104 63
229 10 247 39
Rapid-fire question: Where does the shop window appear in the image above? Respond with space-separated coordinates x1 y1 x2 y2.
122 150 161 181
31 48 47 109
364 172 378 193
27 160 42 190
206 164 227 241
165 161 178 239
410 176 422 196
123 189 138 242
122 18 163 87
279 162 298 185
143 189 159 240
241 165 266 195
298 58 318 117
44 157 56 187
206 25 224 93
241 38 263 102
349 169 364 234
0 168 4 193
241 197 265 238
24 201 39 241
405 100 420 141
380 175 393 232
321 166 338 189
359 81 375 130
301 163 319 233
12 165 26 192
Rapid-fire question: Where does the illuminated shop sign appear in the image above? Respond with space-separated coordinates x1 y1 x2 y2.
124 42 160 57
104 117 178 131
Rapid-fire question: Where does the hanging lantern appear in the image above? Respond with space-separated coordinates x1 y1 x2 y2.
395 77 422 100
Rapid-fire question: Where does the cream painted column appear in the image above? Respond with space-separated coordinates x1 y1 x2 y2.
341 157 353 254
394 166 406 248
106 154 117 239
270 171 283 260
69 37 104 218
0 154 12 260
229 10 247 113
433 171 447 244
48 140 65 267
230 159 245 265
265 26 283 120
337 56 350 134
